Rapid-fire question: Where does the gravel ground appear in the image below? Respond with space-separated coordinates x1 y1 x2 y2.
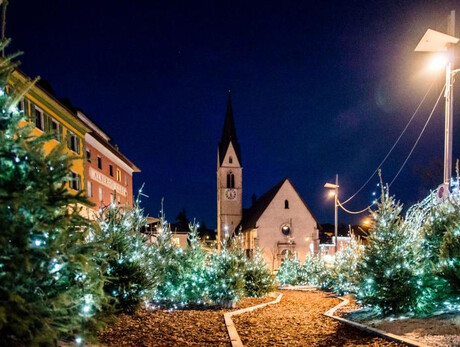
340 296 460 347
233 290 403 346
98 297 272 346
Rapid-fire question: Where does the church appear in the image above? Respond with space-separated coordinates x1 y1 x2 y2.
217 94 320 271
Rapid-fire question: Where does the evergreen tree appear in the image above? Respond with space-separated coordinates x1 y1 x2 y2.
357 186 420 315
0 46 105 344
174 207 190 231
331 237 364 295
276 251 301 285
276 251 293 285
92 198 158 314
207 236 246 307
300 254 331 288
244 248 275 297
151 209 185 308
180 221 208 305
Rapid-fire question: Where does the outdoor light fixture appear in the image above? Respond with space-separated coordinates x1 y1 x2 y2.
428 54 448 71
324 175 339 253
415 11 460 185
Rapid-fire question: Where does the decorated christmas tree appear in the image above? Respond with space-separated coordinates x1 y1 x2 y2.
276 251 301 285
243 248 275 297
180 221 208 304
357 184 421 315
92 196 158 314
151 207 185 307
0 44 105 344
300 254 330 288
330 236 364 295
207 235 246 307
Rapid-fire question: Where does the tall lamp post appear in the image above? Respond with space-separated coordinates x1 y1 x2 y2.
415 11 459 186
324 174 339 253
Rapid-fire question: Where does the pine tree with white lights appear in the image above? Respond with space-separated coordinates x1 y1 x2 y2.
357 185 420 315
276 251 293 285
331 237 364 295
92 198 158 314
207 236 246 307
300 254 331 288
151 209 185 308
180 221 208 305
0 45 105 344
244 248 275 297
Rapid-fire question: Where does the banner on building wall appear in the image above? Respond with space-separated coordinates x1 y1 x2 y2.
89 167 127 197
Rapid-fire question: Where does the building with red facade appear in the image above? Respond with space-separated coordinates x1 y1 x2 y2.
77 111 140 216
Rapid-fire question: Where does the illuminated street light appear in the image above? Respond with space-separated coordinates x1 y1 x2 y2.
415 11 460 186
324 175 339 253
428 54 448 71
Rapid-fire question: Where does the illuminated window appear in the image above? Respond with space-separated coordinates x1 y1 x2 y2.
284 200 289 209
226 172 235 188
116 169 121 182
98 187 103 202
281 225 291 236
172 237 181 247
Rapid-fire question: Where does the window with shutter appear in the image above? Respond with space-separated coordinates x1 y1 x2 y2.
34 107 44 131
67 131 78 153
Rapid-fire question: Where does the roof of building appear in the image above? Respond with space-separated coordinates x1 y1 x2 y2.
78 111 141 172
218 91 242 166
240 178 320 231
12 68 140 173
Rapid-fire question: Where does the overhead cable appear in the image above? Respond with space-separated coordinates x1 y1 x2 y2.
341 83 434 205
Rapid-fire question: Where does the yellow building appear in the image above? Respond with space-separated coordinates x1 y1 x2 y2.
8 69 90 194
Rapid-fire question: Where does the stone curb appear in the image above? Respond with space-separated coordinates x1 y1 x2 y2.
224 292 283 347
323 297 430 347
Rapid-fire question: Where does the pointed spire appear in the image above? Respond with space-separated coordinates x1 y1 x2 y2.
221 90 238 143
218 91 241 166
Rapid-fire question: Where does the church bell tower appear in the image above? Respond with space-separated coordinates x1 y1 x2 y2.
217 92 243 249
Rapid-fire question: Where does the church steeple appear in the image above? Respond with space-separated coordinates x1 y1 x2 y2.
218 91 241 166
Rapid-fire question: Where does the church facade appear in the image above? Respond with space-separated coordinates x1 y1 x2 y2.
217 94 320 270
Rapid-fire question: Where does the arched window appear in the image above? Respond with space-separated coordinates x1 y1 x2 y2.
229 156 233 164
284 200 289 209
227 172 235 188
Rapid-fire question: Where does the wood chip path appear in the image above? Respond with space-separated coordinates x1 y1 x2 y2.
100 290 405 346
233 290 405 346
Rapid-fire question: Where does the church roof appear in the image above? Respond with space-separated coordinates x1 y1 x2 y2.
240 178 320 231
218 92 242 166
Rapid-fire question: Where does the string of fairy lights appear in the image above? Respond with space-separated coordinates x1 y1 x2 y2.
333 82 446 216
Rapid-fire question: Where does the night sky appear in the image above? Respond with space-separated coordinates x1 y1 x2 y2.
8 1 460 227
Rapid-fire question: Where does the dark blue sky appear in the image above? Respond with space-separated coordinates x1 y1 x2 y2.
8 1 460 227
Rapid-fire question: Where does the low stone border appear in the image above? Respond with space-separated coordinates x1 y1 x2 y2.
224 292 283 347
324 297 429 347
278 285 316 291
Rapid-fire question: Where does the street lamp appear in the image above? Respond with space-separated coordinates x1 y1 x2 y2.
324 174 339 253
415 11 460 186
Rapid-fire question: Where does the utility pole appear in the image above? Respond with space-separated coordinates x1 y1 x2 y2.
444 10 456 185
334 174 338 253
324 175 339 254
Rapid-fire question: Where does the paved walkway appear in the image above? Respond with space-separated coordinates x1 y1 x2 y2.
233 290 404 346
